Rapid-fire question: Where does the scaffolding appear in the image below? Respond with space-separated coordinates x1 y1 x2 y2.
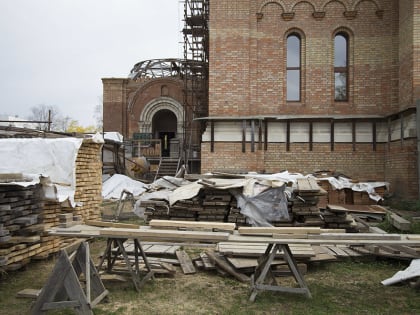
182 0 209 168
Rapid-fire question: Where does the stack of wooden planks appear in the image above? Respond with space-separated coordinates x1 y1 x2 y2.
0 183 47 270
0 139 103 271
290 178 325 227
145 188 238 223
62 140 103 222
315 177 387 208
199 189 232 222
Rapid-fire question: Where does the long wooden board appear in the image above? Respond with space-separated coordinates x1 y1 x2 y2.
238 226 321 235
99 228 230 242
149 220 236 232
176 250 196 274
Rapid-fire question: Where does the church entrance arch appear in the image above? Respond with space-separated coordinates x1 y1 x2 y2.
139 97 184 157
152 109 176 157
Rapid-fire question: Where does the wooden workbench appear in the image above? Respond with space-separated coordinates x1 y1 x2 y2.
49 224 420 300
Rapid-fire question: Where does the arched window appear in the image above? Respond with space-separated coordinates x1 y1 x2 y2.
334 33 349 101
287 33 301 101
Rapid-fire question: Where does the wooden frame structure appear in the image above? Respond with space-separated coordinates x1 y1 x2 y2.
30 242 108 315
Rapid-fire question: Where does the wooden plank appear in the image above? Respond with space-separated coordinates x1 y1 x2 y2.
227 257 286 270
16 288 41 299
238 227 321 235
175 250 196 274
99 228 230 242
199 252 215 270
327 204 387 214
205 249 250 283
227 234 420 246
389 213 411 231
217 242 315 258
149 220 236 232
85 220 140 229
309 233 401 241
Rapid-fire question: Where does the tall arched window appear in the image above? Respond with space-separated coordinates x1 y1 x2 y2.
334 33 349 101
287 33 301 101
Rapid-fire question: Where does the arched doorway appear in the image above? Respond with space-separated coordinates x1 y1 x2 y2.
152 109 177 157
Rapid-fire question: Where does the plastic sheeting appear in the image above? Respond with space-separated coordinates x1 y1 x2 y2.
102 174 149 200
0 137 84 206
168 177 289 227
230 185 289 227
381 259 420 286
313 176 389 202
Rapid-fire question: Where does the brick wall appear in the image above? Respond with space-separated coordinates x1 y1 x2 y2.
209 0 399 116
204 0 419 199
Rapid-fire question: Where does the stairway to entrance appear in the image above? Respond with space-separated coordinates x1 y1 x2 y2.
155 157 180 178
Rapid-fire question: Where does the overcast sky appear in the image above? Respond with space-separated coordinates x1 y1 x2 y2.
0 0 182 126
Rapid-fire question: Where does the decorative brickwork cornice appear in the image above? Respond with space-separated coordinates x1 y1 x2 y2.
343 11 357 20
282 12 295 21
312 11 325 20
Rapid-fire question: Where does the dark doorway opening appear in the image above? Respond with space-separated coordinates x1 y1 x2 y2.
152 109 177 157
159 132 175 157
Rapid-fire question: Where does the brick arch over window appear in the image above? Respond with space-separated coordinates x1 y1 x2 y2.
139 97 184 137
320 0 349 12
352 0 381 11
258 0 287 14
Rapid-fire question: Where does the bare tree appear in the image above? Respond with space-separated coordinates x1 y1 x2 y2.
28 104 60 131
94 96 103 132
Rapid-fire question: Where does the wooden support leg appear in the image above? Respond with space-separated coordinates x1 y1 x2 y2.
98 238 154 292
115 239 142 291
249 243 312 302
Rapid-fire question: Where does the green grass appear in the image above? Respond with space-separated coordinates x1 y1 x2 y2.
1 245 419 315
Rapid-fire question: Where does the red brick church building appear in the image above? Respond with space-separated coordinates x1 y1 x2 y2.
103 0 419 199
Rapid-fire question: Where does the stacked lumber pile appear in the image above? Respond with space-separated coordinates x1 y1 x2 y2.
0 139 103 271
145 188 236 223
315 176 387 208
290 178 325 227
171 197 201 220
143 200 171 220
227 198 250 226
61 140 103 222
199 189 231 222
0 183 47 270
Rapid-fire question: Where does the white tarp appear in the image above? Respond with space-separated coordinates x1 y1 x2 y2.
381 259 420 286
0 138 84 205
312 175 388 202
102 174 149 200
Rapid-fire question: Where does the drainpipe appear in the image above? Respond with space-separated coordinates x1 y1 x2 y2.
417 99 420 198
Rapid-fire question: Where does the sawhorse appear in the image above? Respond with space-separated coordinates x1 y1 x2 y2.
97 238 154 292
249 243 312 302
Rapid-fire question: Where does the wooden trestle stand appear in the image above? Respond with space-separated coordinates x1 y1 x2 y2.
97 237 154 292
249 243 312 302
30 242 108 315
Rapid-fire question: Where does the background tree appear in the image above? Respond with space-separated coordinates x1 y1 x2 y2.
66 120 97 133
28 104 60 131
94 97 103 132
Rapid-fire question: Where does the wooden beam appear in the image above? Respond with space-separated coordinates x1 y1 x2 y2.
238 227 321 235
372 121 377 151
99 228 230 242
205 249 250 283
251 120 255 152
264 120 268 151
149 220 236 232
309 121 313 151
85 220 140 229
330 120 335 151
210 120 214 152
242 120 246 153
